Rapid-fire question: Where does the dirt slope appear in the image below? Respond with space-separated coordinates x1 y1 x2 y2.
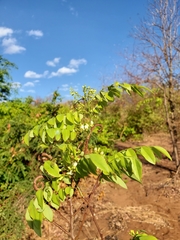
26 133 180 240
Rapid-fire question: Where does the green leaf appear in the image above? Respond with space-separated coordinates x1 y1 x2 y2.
89 154 112 175
41 130 46 143
120 83 132 91
43 186 53 202
56 114 64 123
43 204 53 222
57 143 67 152
65 186 74 197
66 113 74 124
140 146 156 164
59 188 66 201
152 146 172 160
50 201 59 210
36 190 44 209
63 177 71 184
48 117 56 126
29 130 34 138
25 209 33 229
32 219 42 237
52 180 60 191
28 200 38 219
125 148 142 182
46 128 56 139
111 175 127 189
24 131 30 146
70 131 76 141
62 129 70 142
76 159 91 178
33 125 40 136
44 161 60 178
105 91 114 102
40 144 48 149
55 129 61 141
26 207 42 236
52 193 61 207
86 158 97 175
136 236 157 240
33 198 44 213
73 112 80 123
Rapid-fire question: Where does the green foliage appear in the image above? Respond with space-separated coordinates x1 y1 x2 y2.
24 82 171 239
129 230 158 240
0 97 70 239
0 55 17 101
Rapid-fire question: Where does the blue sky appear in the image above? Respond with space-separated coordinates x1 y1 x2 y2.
0 0 148 100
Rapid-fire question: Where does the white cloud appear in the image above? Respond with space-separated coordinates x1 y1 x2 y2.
49 67 77 78
2 37 26 54
24 70 48 78
11 82 21 89
68 58 87 68
0 27 13 38
23 82 35 87
27 30 43 38
27 89 35 93
59 84 69 91
46 57 60 67
34 79 40 83
62 84 68 88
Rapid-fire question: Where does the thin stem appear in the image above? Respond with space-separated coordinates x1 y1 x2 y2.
69 198 75 239
57 209 70 224
52 221 73 239
75 173 102 240
89 205 104 240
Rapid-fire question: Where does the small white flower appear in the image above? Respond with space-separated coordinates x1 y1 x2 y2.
90 120 94 127
80 124 85 130
72 162 77 167
94 147 97 152
84 124 89 130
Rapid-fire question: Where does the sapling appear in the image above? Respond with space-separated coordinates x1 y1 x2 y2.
25 82 170 239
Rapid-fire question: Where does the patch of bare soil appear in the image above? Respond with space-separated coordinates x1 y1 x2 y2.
26 133 180 240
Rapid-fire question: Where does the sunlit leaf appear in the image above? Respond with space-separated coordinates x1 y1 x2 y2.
140 146 156 164
46 128 56 139
43 186 53 202
70 131 76 141
152 146 172 160
52 193 61 207
36 190 44 209
89 154 112 175
48 117 56 126
66 113 74 124
44 161 60 178
43 204 53 222
62 129 70 142
25 209 33 229
111 175 127 189
52 180 60 191
24 131 30 146
59 188 66 201
57 143 67 152
56 114 64 123
29 130 34 138
33 125 40 136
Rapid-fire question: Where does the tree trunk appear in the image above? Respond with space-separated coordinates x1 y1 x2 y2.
163 88 179 167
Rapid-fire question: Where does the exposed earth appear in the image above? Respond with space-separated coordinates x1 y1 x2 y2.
26 133 180 240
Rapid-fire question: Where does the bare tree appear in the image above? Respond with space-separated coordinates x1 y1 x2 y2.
124 0 180 168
